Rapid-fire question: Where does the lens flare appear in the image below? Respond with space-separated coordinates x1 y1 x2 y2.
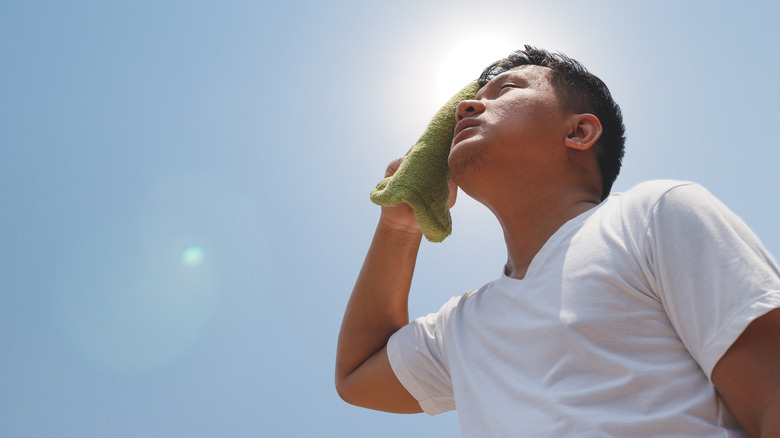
49 173 270 375
180 245 205 267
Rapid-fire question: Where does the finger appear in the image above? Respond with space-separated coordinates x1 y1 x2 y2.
385 156 405 178
448 179 458 208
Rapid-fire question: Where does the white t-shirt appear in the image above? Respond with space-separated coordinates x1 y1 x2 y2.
388 180 780 437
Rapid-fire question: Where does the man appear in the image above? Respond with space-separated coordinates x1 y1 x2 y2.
335 46 780 437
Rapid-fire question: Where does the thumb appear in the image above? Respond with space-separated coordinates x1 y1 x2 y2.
448 178 458 208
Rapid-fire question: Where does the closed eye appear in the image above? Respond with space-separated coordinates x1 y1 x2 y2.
498 83 518 95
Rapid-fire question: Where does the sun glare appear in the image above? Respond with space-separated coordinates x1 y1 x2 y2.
437 37 516 102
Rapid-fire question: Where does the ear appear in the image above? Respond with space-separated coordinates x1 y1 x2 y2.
564 113 602 151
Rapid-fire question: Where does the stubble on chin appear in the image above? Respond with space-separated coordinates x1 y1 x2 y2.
448 143 487 189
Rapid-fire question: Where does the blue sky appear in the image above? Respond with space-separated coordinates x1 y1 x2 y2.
2 1 779 436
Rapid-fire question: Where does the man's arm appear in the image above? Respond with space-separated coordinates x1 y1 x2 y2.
336 156 453 413
712 308 780 437
335 214 423 413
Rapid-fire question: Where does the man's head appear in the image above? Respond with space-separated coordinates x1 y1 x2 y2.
477 45 625 200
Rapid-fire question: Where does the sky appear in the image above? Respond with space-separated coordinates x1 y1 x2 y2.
2 0 780 436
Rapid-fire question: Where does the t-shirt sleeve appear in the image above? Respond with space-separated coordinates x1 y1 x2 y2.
386 296 459 415
644 183 780 379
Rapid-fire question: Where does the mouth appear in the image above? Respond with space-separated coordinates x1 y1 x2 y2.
452 118 480 145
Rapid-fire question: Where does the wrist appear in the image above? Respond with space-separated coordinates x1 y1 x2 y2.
378 210 422 240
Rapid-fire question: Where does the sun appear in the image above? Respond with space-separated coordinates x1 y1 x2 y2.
436 37 517 102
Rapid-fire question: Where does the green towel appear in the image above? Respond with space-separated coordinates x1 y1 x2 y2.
370 82 480 242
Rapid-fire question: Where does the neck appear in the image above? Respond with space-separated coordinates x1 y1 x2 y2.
490 187 600 279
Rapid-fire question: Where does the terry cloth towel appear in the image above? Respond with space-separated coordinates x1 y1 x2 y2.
370 82 480 242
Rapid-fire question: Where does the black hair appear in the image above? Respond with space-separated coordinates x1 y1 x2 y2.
478 45 625 200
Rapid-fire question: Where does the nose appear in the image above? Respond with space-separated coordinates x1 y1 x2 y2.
456 99 486 121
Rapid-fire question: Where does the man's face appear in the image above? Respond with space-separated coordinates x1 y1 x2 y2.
448 65 570 192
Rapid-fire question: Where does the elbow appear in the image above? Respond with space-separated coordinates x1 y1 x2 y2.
334 373 358 406
335 368 375 409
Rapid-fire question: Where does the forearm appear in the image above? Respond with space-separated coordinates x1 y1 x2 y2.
335 217 422 383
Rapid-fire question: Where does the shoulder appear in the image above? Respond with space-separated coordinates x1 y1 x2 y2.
436 288 482 320
618 180 756 252
606 179 720 221
630 180 732 227
410 288 482 332
612 179 698 205
594 180 735 250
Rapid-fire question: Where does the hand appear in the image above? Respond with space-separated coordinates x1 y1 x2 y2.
378 155 458 236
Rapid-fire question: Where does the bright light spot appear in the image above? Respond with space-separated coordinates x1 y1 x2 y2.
180 245 205 267
50 237 219 375
49 174 270 375
437 37 516 102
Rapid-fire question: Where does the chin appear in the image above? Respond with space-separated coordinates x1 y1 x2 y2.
449 153 486 201
449 142 485 177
